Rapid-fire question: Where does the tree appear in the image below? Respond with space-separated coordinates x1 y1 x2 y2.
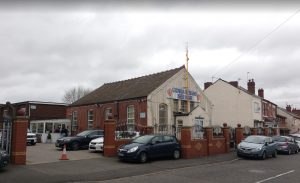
62 86 91 104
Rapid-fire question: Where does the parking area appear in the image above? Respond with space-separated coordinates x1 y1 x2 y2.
26 143 103 165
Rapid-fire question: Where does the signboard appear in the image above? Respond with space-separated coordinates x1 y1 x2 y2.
140 112 146 118
167 87 201 102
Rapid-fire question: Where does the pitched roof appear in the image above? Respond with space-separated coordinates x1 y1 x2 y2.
71 65 185 106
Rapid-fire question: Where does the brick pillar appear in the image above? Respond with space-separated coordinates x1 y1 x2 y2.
11 117 28 165
145 126 154 135
180 126 192 158
251 128 258 135
103 120 116 157
205 127 213 155
264 127 269 136
222 127 230 153
235 127 244 145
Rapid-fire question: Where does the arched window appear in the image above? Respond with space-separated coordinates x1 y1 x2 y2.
159 103 168 125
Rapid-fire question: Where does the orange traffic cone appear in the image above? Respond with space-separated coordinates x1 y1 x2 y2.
59 144 69 160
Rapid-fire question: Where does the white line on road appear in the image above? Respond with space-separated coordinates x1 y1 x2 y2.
255 170 295 183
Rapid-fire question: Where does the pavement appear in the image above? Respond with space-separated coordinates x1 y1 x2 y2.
1 151 237 183
26 143 102 165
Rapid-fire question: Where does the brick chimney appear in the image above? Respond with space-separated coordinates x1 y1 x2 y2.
229 81 238 88
204 82 212 90
247 79 255 95
286 105 292 112
258 88 264 98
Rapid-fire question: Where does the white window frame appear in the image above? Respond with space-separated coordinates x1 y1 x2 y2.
127 105 135 131
87 110 94 130
72 111 78 131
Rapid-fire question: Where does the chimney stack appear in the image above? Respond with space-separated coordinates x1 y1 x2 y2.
247 79 255 95
258 88 264 98
229 81 238 88
286 105 292 112
204 82 212 90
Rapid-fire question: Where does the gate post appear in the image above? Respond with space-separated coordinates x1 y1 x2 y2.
264 127 269 136
180 126 192 158
222 123 230 153
11 117 28 165
103 120 116 157
205 127 213 155
235 124 244 145
251 128 258 135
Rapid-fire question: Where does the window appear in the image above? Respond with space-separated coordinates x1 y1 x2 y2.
253 102 260 113
37 123 44 133
72 111 78 131
173 99 179 112
127 106 135 131
104 108 112 120
87 110 94 130
194 118 204 139
181 100 187 112
159 103 168 132
190 101 195 111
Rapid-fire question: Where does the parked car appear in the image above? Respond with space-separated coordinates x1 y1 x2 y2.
117 134 181 163
289 133 300 148
237 135 277 160
27 129 37 145
89 137 104 152
55 130 104 150
89 131 140 152
0 148 9 169
273 136 299 155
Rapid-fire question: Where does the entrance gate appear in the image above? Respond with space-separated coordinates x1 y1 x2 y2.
0 103 14 156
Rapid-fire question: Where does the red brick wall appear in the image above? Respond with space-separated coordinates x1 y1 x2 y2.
15 103 67 120
68 98 147 134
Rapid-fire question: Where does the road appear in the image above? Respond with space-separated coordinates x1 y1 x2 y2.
1 152 299 183
81 153 300 183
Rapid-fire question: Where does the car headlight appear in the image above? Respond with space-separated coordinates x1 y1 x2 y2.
237 144 241 149
127 146 139 153
0 151 7 156
256 147 262 151
64 139 71 142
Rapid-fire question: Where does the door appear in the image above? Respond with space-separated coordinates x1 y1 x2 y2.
148 136 164 158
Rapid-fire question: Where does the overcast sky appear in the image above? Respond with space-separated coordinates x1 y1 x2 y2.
0 1 300 108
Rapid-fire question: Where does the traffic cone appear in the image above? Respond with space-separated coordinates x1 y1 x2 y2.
59 144 69 160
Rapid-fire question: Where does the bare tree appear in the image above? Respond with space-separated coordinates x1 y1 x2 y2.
63 86 91 104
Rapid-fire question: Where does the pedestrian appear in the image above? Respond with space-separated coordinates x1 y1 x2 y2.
61 126 69 137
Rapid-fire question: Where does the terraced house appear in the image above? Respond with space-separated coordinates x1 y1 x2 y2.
68 65 212 136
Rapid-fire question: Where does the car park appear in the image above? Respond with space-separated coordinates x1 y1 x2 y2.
273 136 299 155
0 148 9 169
117 134 181 163
56 130 104 150
289 133 300 148
27 129 37 145
237 135 277 160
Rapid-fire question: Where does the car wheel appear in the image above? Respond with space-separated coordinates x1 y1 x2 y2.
272 150 277 158
261 151 266 160
296 148 299 154
71 142 79 151
31 142 36 146
173 149 180 159
139 152 147 163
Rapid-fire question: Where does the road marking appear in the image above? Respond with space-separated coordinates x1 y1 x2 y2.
255 170 295 183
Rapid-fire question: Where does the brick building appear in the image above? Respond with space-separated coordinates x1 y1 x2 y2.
68 66 212 136
14 101 70 143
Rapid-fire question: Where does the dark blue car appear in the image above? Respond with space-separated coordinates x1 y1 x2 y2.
118 134 181 163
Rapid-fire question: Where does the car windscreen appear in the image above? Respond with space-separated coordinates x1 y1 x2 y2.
272 136 287 142
132 135 155 144
76 130 92 137
244 136 265 144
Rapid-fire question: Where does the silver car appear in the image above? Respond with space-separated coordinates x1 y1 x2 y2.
237 135 277 160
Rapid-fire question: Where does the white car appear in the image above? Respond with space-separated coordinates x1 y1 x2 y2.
27 129 37 145
89 137 104 152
